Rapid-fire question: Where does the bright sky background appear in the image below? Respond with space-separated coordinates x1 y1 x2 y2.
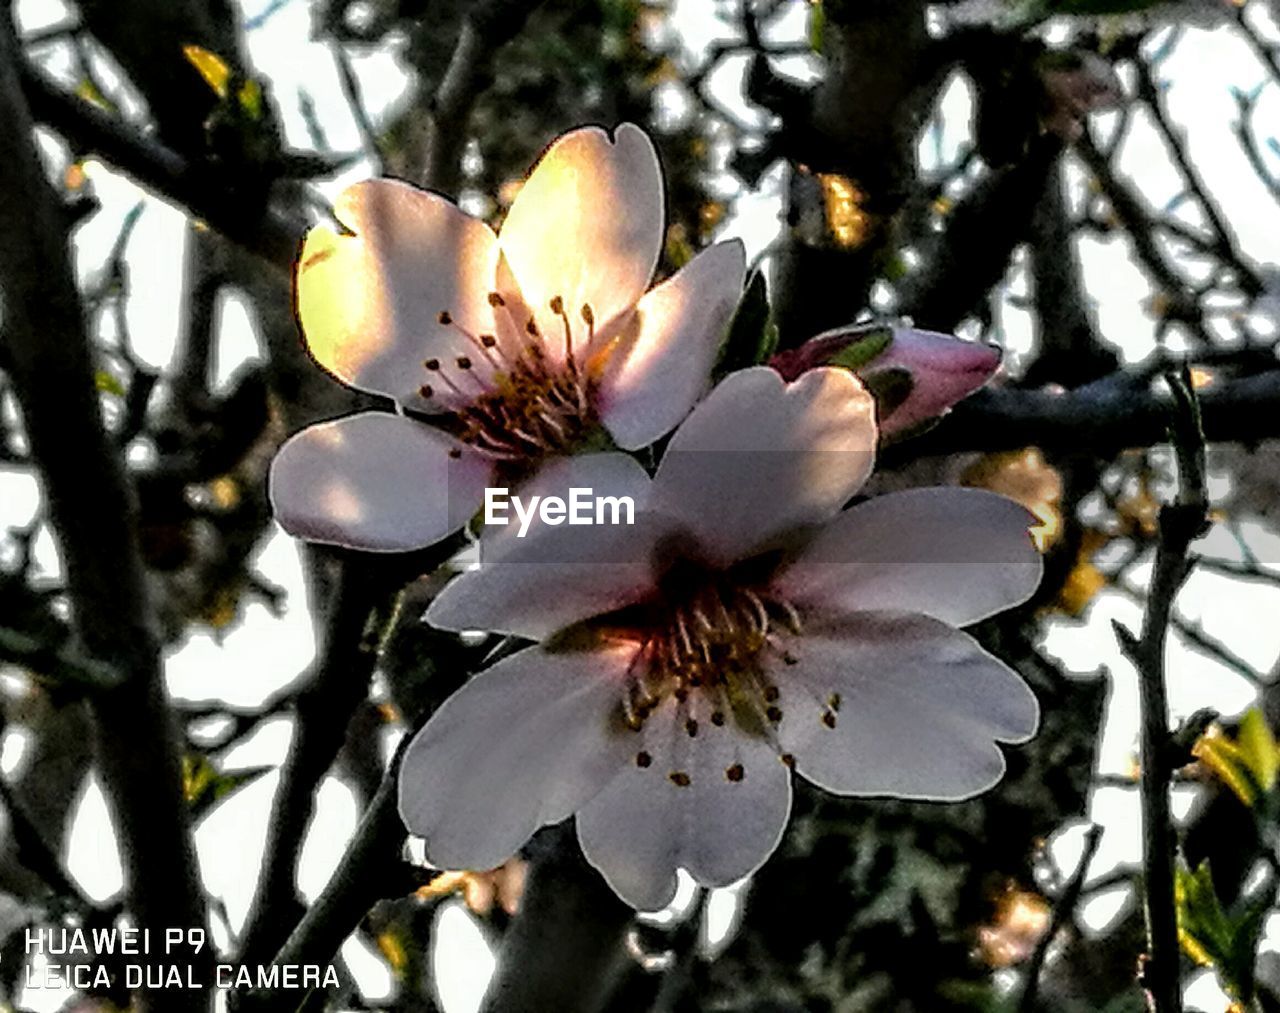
4 0 1280 1010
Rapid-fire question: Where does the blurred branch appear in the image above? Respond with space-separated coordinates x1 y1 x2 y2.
899 137 1061 333
333 42 385 174
1113 369 1208 1013
0 626 120 689
0 18 209 1010
411 0 546 194
234 742 414 1012
1112 579 1266 689
1076 132 1213 344
18 62 305 269
237 558 392 965
1132 57 1262 298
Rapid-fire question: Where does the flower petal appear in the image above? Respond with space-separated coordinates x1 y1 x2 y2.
268 413 493 551
598 241 747 451
398 642 638 871
427 453 668 640
651 366 876 565
297 179 501 406
576 693 791 910
498 124 663 341
777 488 1043 626
774 610 1038 800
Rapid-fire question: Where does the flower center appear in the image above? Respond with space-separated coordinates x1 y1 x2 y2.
419 293 607 460
622 576 812 744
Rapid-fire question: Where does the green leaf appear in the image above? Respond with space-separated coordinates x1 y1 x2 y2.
808 2 825 51
237 78 263 120
95 370 126 397
184 755 274 823
1238 708 1279 794
1176 860 1271 1001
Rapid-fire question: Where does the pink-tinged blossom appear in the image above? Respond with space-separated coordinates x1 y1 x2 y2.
770 326 1002 436
269 123 746 551
398 366 1042 910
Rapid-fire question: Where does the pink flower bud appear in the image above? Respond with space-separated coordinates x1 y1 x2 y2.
769 326 1001 437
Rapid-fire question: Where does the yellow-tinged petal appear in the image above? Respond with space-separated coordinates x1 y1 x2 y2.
498 124 663 341
297 180 501 406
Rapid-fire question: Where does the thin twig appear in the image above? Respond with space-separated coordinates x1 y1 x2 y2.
1114 367 1209 1013
1017 823 1104 1012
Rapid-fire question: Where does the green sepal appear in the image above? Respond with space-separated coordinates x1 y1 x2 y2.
715 268 776 378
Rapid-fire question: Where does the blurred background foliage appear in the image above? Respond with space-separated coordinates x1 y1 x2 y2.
5 0 1280 1011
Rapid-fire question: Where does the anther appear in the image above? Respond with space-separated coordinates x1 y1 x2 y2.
764 685 780 703
456 356 472 370
780 753 796 769
636 751 652 768
447 448 462 460
424 358 441 371
437 310 453 325
710 710 725 727
487 292 505 307
480 334 497 348
766 706 783 725
669 771 691 787
550 293 576 363
418 384 433 399
685 718 699 738
674 687 688 703
821 711 837 729
828 692 842 712
581 303 594 326
525 318 539 336
726 763 745 783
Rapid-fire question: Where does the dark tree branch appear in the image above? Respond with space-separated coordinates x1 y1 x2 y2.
899 137 1061 333
893 368 1280 458
0 18 209 1011
0 776 101 915
233 744 412 1013
478 824 634 1013
1025 156 1119 388
772 0 937 345
1017 824 1104 1012
236 559 392 965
